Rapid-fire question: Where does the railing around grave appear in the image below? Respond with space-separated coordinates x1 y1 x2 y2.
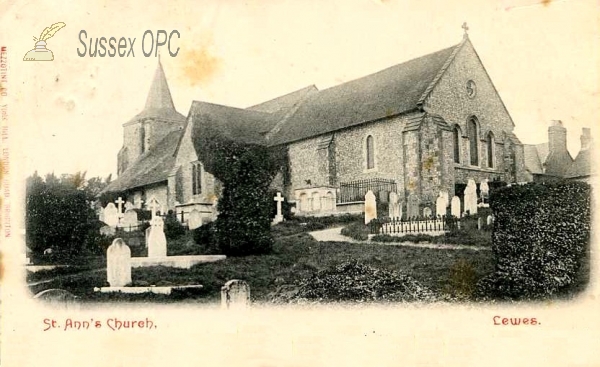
337 178 397 204
369 215 461 235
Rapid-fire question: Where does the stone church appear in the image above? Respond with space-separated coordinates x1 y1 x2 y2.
104 31 530 222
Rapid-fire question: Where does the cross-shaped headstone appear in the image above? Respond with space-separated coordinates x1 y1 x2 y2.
273 192 284 224
115 197 125 214
147 197 160 219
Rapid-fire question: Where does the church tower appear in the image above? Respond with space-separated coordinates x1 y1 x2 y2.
117 59 186 175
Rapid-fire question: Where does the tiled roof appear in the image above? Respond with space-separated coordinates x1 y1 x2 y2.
265 43 461 146
247 85 318 114
103 130 182 193
190 101 278 145
567 147 593 178
523 144 544 174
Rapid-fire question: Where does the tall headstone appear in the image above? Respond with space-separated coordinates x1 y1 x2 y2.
147 217 167 258
480 179 490 207
103 203 119 228
106 238 132 287
221 280 251 310
145 226 152 248
147 197 160 219
407 193 420 219
364 190 377 224
487 215 494 226
451 196 461 218
188 209 203 230
273 192 285 224
464 179 478 215
441 191 450 208
388 192 401 219
436 191 448 217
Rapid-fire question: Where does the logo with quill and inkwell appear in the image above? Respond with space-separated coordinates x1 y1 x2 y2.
23 22 66 61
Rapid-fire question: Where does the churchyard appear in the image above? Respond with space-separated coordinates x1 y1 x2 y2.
26 173 590 305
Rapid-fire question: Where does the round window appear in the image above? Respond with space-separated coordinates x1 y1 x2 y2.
466 80 477 98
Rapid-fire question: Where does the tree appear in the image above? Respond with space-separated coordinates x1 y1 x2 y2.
192 117 287 256
26 171 112 264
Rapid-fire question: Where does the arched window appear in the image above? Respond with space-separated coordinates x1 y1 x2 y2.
468 117 479 166
140 125 146 153
366 135 375 169
453 125 461 163
486 132 494 168
192 162 202 195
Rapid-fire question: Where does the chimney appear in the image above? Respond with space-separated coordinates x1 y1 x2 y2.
580 127 592 151
548 120 568 154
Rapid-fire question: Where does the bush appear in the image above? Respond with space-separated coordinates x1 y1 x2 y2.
275 260 437 303
163 212 186 240
341 222 370 241
26 177 105 264
476 181 591 300
191 222 220 254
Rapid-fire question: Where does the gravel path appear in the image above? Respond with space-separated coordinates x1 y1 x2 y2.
308 227 489 251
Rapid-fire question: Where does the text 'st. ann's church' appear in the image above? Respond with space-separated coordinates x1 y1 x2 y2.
104 29 531 222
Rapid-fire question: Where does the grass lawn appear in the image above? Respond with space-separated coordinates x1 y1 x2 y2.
29 227 495 304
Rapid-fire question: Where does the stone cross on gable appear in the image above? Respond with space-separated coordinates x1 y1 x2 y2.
462 22 469 38
147 197 160 219
273 192 284 224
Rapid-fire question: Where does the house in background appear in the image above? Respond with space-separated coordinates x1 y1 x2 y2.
523 120 595 183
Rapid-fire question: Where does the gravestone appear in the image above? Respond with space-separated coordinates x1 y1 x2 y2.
436 191 448 217
406 193 420 219
121 209 138 231
147 217 167 257
115 197 125 222
364 190 377 224
464 179 478 215
106 238 132 287
33 289 79 310
423 207 432 218
451 196 461 218
100 225 116 237
124 201 135 211
487 215 494 226
147 197 160 219
388 192 401 219
188 209 203 230
441 191 450 208
480 179 490 207
103 203 119 228
145 226 152 248
273 192 284 224
221 280 251 310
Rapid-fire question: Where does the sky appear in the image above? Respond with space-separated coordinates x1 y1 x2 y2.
1 0 599 180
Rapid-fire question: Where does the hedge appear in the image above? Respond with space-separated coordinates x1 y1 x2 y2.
476 181 591 300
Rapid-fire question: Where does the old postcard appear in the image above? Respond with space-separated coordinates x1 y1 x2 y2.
1 0 599 365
